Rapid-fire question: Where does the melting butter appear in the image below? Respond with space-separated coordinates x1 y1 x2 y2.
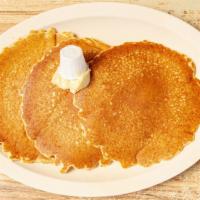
51 45 90 94
52 68 90 94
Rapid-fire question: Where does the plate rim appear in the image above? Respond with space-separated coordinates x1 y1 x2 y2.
0 2 200 197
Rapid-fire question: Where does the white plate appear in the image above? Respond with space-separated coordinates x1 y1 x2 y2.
0 2 200 197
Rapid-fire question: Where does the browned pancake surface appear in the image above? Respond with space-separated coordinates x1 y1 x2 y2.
22 39 110 171
0 29 57 160
0 29 77 161
75 42 200 167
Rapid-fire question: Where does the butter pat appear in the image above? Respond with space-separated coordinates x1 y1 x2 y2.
52 45 90 94
52 69 90 94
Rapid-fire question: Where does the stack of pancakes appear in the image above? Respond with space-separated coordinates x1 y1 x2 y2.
0 28 200 172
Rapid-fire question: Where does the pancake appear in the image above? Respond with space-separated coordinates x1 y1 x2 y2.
22 39 110 171
56 32 77 44
0 28 76 161
74 41 200 168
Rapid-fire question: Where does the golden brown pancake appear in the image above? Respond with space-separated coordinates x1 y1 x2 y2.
74 41 200 168
22 39 110 171
0 28 76 161
56 32 77 44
